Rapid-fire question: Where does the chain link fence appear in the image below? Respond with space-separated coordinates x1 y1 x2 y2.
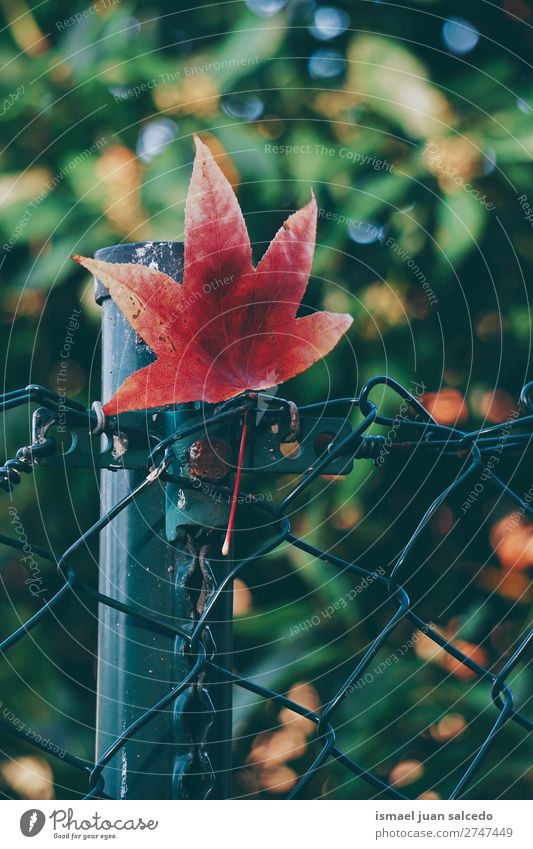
0 376 531 799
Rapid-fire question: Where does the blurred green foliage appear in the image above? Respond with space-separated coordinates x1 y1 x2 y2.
0 0 531 800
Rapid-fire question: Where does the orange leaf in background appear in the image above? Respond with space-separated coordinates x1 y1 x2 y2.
479 388 515 423
389 759 424 788
414 625 488 680
421 387 468 426
232 578 253 616
278 681 320 736
429 713 466 742
441 640 488 680
478 566 531 602
74 136 352 414
490 514 533 571
259 765 298 794
96 145 146 238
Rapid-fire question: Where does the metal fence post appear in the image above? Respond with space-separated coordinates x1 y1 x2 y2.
93 241 233 799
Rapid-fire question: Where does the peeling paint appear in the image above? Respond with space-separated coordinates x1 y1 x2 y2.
112 432 129 460
120 743 128 799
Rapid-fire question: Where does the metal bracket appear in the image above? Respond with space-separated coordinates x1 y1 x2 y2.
32 404 354 477
32 407 165 471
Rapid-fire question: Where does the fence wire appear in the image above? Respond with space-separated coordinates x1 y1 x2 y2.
0 376 531 800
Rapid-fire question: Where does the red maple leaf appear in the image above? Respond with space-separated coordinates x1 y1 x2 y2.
74 136 352 414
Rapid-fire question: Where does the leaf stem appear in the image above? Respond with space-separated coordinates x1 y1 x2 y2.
222 410 248 557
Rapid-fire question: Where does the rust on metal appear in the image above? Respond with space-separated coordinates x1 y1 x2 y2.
187 437 233 481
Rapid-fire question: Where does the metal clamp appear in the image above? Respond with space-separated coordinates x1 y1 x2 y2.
31 403 355 477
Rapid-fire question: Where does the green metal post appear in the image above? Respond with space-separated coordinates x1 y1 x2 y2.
94 242 233 799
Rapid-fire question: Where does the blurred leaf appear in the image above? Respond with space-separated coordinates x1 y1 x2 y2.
435 190 486 268
347 34 453 140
